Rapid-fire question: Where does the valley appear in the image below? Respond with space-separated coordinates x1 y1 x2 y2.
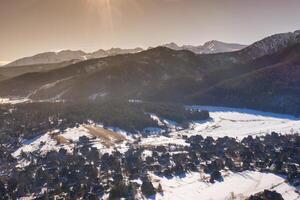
0 30 300 200
1 100 299 199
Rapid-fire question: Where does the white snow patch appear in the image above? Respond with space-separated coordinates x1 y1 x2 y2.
61 125 130 153
128 99 143 103
152 171 299 200
106 126 131 138
0 97 30 104
61 126 92 141
149 114 182 131
142 150 153 159
13 134 63 157
13 124 131 162
143 127 166 135
162 119 179 130
150 114 165 126
140 135 188 147
89 92 108 100
175 106 300 139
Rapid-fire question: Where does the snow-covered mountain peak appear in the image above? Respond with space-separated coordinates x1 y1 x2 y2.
162 41 247 54
239 30 300 60
6 48 143 67
163 43 181 50
294 30 300 35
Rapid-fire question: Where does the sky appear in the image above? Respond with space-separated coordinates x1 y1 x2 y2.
1 0 300 63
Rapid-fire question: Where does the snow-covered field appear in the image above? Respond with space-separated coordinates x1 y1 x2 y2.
13 125 131 160
139 106 300 147
152 171 299 200
0 97 64 104
140 135 188 147
176 106 300 139
9 106 300 199
136 107 300 200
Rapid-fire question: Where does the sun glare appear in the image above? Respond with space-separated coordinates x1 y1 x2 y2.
84 0 115 32
84 0 142 33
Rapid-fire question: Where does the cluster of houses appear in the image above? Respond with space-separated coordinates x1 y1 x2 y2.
0 131 299 199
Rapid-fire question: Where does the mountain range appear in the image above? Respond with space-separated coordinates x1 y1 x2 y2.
5 41 247 67
162 40 247 54
0 30 300 114
5 48 144 67
0 60 78 80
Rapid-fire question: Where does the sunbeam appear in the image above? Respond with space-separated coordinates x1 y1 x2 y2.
84 0 143 34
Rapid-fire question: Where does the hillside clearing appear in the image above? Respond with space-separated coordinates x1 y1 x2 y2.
84 125 127 143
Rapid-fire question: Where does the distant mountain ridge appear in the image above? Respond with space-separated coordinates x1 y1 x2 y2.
6 48 143 67
162 40 247 54
1 30 300 114
5 31 300 67
0 60 78 79
6 41 247 67
236 30 300 62
188 43 300 115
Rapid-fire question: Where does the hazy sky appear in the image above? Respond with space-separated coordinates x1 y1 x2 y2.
1 0 300 62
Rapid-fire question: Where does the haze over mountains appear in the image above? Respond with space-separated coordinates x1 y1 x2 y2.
0 30 300 115
1 28 300 200
5 48 144 67
5 41 247 67
162 40 247 54
0 60 78 80
2 0 300 199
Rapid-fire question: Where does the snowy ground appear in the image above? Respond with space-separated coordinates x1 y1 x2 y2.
151 171 300 200
13 125 131 161
138 106 300 147
9 105 300 199
176 106 300 139
12 106 300 159
0 97 30 104
140 135 188 147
